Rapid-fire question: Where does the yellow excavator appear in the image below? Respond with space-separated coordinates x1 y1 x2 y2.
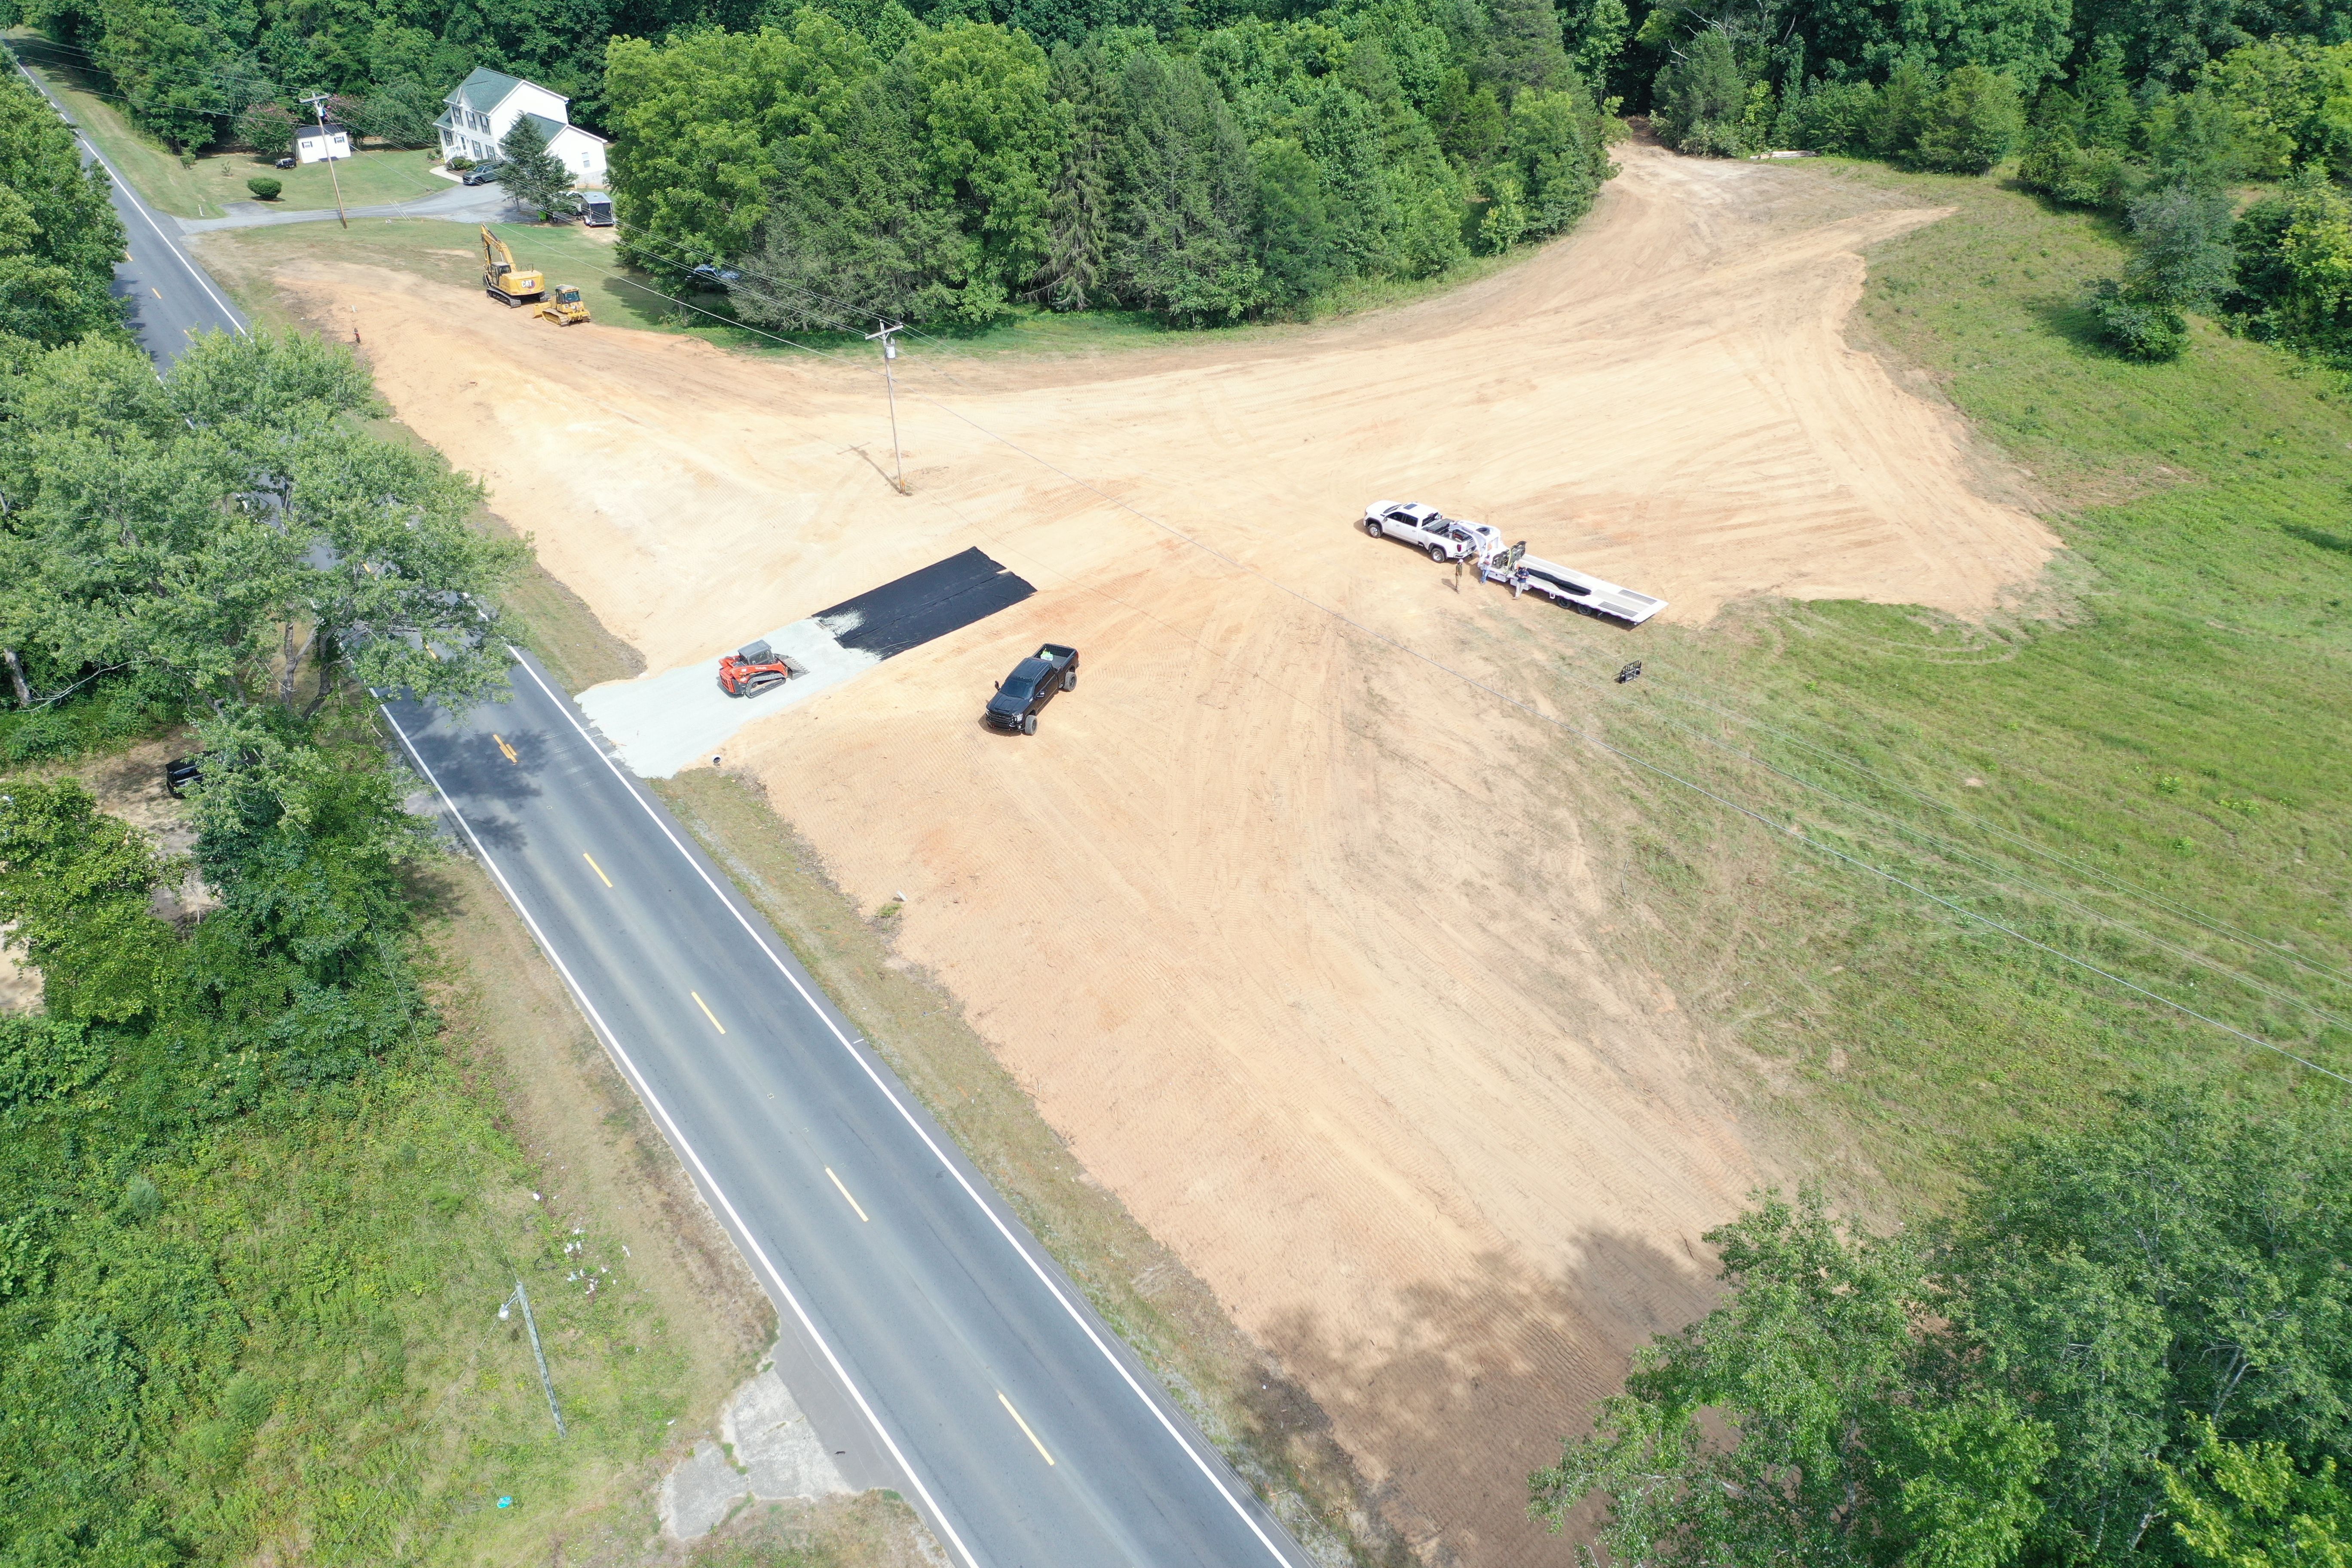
480 227 590 325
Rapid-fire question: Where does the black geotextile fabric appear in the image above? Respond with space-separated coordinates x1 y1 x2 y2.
814 547 1037 660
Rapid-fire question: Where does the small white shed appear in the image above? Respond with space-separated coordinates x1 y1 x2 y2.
293 122 351 164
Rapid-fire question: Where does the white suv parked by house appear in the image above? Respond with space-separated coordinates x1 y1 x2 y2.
1361 500 1498 562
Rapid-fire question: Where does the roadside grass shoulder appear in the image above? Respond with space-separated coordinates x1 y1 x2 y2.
1554 157 2352 1200
650 771 1403 1568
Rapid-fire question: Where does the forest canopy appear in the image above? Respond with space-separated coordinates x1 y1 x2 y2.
21 0 2352 326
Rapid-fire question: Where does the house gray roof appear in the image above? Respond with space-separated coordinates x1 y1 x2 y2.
445 65 534 113
520 111 606 147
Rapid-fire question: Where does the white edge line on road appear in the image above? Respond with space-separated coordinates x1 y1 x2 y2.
375 697 985 1568
508 651 1306 1568
6 50 247 337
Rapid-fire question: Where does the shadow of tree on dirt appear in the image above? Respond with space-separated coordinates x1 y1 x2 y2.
1251 1226 1713 1568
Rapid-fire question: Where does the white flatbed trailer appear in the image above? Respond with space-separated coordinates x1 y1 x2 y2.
1493 552 1666 625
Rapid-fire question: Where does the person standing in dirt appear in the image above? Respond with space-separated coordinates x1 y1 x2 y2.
1454 551 1466 593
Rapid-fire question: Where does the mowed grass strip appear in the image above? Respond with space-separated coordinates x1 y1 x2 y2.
6 32 448 217
1544 159 2352 1198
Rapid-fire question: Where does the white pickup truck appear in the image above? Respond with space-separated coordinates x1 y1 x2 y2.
1360 499 1668 625
1361 500 1498 562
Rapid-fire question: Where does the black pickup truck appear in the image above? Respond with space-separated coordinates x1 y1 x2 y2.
984 643 1079 735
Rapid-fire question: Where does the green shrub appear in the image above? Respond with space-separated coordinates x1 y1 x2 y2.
1654 30 1749 157
0 710 77 762
2017 133 2139 209
2124 184 2236 307
446 153 474 171
1778 78 1879 154
2091 279 2190 360
0 684 170 763
245 176 282 201
1907 64 2023 174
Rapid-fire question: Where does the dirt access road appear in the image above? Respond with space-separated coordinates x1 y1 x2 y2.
266 144 2058 1564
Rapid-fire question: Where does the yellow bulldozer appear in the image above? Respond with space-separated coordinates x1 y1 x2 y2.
480 227 590 325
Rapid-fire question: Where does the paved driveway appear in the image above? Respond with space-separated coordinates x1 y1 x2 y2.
177 178 519 233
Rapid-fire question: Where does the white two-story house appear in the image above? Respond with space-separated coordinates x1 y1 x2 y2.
435 67 609 185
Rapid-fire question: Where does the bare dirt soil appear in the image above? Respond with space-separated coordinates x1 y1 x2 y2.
2 735 204 1014
255 144 2060 1564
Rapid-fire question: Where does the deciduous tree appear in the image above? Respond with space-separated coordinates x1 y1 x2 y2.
0 76 127 349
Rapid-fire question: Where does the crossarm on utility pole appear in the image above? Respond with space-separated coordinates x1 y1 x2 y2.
864 320 909 496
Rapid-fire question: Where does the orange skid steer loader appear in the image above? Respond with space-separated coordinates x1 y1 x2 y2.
717 640 804 697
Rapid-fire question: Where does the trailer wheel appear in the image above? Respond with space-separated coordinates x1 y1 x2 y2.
1365 519 1383 538
1021 713 1038 736
1427 542 1448 562
1063 671 1076 692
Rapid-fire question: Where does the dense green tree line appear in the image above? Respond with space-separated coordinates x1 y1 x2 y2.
0 0 695 147
606 4 1616 325
1534 1091 2352 1568
0 76 124 352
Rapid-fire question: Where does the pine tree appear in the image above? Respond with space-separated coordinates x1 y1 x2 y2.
1110 52 1261 322
1044 41 1119 311
2079 34 2136 151
1252 137 1336 304
495 115 574 221
1483 0 1570 99
738 78 971 329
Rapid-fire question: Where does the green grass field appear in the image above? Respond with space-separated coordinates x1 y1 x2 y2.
1550 159 2352 1199
6 32 445 218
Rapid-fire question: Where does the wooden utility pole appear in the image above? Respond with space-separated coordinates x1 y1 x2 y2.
865 319 908 495
297 91 348 230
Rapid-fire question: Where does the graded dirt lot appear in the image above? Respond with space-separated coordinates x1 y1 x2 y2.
257 143 2059 1563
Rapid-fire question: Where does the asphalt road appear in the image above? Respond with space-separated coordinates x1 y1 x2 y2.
381 651 1315 1568
26 58 1314 1554
6 49 246 361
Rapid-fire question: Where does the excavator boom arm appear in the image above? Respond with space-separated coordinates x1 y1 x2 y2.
479 225 516 276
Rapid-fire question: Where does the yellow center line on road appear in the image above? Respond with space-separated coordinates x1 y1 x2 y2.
997 1391 1055 1466
150 287 160 298
493 733 518 764
690 991 726 1035
824 1167 870 1222
583 852 612 887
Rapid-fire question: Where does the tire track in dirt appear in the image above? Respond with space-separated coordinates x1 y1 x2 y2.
276 141 2057 1564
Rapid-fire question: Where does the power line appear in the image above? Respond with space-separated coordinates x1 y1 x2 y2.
453 236 2352 1086
609 228 2352 1008
20 13 2333 1073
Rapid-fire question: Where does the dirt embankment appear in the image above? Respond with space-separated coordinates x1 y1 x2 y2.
263 144 2058 1563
